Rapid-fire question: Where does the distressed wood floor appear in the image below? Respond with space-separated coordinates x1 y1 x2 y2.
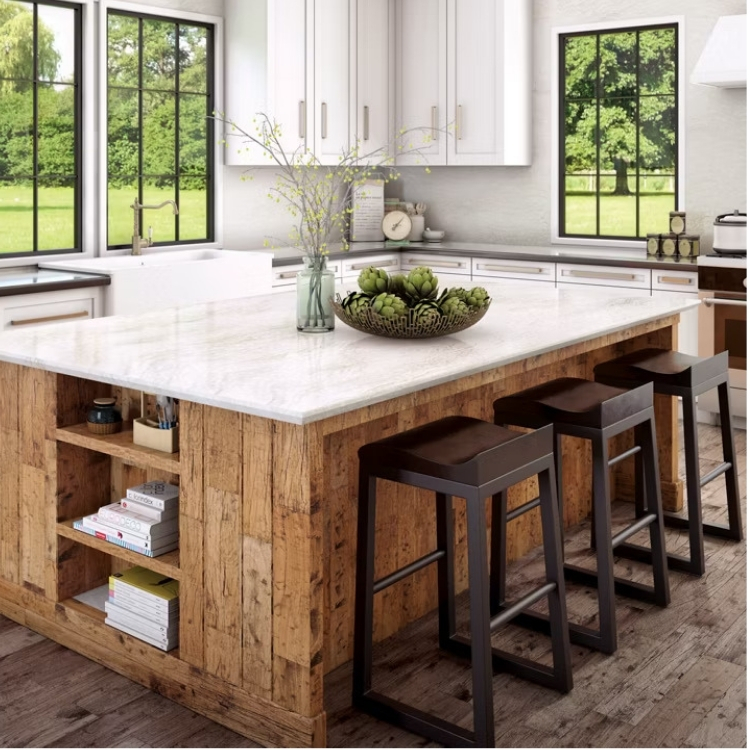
0 424 745 748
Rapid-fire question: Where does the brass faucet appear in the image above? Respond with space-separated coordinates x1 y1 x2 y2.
130 197 180 255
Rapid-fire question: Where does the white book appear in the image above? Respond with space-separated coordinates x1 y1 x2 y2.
105 618 178 651
108 591 179 623
80 513 178 549
125 481 179 511
105 601 179 638
120 497 178 522
97 503 178 539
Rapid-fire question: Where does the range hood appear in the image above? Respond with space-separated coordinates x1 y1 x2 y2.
691 14 747 88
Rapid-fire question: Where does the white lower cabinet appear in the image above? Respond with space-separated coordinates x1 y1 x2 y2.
1 287 102 330
472 257 555 283
341 253 401 281
272 258 344 292
556 263 651 292
651 270 699 356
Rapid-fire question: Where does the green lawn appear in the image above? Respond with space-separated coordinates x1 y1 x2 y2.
564 193 675 237
0 186 209 254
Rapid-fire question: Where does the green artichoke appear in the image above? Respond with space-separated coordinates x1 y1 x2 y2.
440 295 469 317
389 273 407 296
465 287 491 309
403 267 439 301
371 293 409 319
411 300 442 326
358 266 390 295
439 287 469 304
341 292 372 319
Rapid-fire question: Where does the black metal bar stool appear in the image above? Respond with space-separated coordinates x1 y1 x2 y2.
492 378 670 655
353 416 572 749
594 348 743 576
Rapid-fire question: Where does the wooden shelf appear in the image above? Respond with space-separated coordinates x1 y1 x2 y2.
56 423 180 474
58 519 182 580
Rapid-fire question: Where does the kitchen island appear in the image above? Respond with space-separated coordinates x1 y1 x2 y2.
0 283 698 747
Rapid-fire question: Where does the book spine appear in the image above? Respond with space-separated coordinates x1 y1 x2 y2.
119 499 178 522
105 618 178 651
108 594 177 624
109 586 178 617
125 489 179 511
74 520 177 558
105 602 178 637
97 504 178 539
81 515 178 548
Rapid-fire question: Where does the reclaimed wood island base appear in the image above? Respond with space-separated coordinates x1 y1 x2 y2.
0 285 696 747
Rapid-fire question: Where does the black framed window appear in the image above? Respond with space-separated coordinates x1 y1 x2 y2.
560 24 678 240
107 9 214 249
0 0 81 257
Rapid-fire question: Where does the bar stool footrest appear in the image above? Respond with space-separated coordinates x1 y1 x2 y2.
563 563 664 604
663 514 743 541
613 541 702 576
353 690 476 748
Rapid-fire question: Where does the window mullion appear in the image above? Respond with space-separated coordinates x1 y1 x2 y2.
635 31 641 236
174 22 180 242
32 3 39 253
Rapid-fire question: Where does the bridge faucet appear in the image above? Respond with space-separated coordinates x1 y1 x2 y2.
130 198 180 255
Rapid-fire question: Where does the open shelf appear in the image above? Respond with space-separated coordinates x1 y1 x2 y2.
56 423 180 474
58 519 181 580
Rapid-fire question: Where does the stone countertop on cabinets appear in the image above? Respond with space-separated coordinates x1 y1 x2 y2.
0 267 111 297
262 241 699 272
0 281 698 425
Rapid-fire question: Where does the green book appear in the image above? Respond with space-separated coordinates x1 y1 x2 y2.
110 566 179 602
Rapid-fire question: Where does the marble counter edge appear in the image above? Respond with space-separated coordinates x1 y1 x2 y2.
0 270 111 298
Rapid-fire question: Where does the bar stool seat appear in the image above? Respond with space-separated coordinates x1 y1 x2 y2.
594 348 743 576
353 416 572 749
492 378 670 655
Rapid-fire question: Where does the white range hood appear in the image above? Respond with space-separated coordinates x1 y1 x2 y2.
691 14 747 88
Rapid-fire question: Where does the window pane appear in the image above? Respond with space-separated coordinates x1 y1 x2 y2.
179 25 207 93
0 2 34 82
180 93 207 174
143 91 176 175
142 19 176 90
0 180 33 253
564 35 596 99
639 191 674 236
599 97 636 193
108 87 139 176
600 32 637 97
0 85 33 177
38 3 75 83
600 195 636 237
38 83 75 176
108 177 137 247
639 95 676 170
639 28 676 95
564 181 596 236
38 177 75 250
179 177 206 240
107 14 139 89
143 181 176 242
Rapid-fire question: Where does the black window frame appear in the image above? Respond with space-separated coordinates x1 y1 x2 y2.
558 22 679 242
106 8 215 250
0 0 82 259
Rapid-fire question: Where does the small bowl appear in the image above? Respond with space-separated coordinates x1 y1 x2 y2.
423 228 445 242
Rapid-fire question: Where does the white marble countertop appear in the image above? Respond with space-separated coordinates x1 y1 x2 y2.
0 282 699 424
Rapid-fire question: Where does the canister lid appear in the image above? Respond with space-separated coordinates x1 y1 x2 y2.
93 397 116 406
679 234 700 241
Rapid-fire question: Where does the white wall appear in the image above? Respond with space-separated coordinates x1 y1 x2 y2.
221 0 747 252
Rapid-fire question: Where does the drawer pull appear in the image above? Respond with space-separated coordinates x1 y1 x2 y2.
407 259 464 269
10 310 90 326
349 260 398 271
277 270 299 280
563 269 640 282
480 264 547 275
657 275 695 286
298 100 306 139
321 102 328 139
363 105 370 141
456 104 463 140
431 106 437 135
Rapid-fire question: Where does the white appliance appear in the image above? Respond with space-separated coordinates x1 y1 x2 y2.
713 211 747 254
691 15 747 88
697 255 747 427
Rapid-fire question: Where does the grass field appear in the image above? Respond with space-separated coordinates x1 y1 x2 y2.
563 193 675 237
0 186 209 254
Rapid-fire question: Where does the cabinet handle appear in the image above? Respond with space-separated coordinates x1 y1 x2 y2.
277 270 299 280
657 275 695 286
363 105 370 141
456 105 463 140
703 298 747 308
10 310 89 326
407 259 464 269
479 264 547 275
431 106 437 135
349 260 398 271
298 100 305 139
563 269 640 282
321 102 327 139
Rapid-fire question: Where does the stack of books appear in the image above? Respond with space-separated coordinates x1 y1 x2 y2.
106 566 179 651
73 481 179 557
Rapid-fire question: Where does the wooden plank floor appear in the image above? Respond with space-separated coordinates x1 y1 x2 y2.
0 424 745 748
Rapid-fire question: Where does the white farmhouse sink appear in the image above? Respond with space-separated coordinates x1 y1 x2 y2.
40 249 272 316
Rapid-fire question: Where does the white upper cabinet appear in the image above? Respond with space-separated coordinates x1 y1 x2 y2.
395 0 531 166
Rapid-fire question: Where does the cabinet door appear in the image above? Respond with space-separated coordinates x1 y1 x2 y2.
395 0 447 165
314 0 352 164
400 252 471 277
556 263 651 291
341 253 401 280
2 291 99 330
448 0 531 165
472 257 555 283
356 0 394 159
651 289 700 356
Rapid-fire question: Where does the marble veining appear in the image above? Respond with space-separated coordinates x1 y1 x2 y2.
0 282 699 424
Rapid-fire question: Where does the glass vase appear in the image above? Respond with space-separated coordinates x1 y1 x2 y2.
297 256 335 332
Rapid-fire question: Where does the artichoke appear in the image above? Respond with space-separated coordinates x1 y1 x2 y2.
389 273 407 296
440 295 469 317
403 267 439 301
358 266 390 295
371 293 409 319
411 300 442 326
439 287 469 304
465 287 491 309
341 292 372 320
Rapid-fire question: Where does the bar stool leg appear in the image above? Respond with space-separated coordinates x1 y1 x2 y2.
489 490 508 616
353 469 378 702
436 493 457 649
638 415 671 606
466 496 495 748
718 382 744 541
681 395 706 575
